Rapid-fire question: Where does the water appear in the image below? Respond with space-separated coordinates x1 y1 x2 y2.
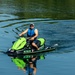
0 0 75 75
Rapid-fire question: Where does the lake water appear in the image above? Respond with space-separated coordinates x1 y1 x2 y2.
0 0 75 75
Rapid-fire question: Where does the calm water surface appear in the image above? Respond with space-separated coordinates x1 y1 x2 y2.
0 0 75 75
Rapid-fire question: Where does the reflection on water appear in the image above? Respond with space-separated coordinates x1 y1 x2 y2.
0 14 75 53
0 14 18 21
0 14 75 75
0 0 75 19
0 0 75 75
10 54 45 75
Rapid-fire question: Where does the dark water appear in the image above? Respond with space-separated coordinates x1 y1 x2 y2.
0 0 75 75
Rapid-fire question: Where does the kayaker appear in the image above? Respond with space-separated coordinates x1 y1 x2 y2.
19 23 39 50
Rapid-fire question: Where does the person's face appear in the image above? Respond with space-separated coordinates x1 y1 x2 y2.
30 26 34 29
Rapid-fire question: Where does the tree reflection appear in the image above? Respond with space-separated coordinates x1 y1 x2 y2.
0 0 75 19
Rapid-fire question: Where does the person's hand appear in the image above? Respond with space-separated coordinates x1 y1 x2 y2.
18 67 26 73
19 34 22 37
22 68 26 73
30 37 34 40
18 67 21 70
32 58 36 61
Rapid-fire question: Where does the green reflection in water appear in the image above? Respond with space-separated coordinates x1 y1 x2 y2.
0 0 75 19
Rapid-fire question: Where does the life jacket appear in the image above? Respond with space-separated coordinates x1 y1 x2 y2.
27 28 35 37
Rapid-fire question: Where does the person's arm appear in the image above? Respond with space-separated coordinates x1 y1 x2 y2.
34 29 38 38
19 29 28 36
33 67 37 75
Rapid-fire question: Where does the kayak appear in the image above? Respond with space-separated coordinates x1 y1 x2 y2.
6 37 57 56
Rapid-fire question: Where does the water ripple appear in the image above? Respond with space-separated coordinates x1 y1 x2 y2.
0 14 75 54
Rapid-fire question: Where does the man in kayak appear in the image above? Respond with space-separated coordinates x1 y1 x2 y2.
19 23 39 50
